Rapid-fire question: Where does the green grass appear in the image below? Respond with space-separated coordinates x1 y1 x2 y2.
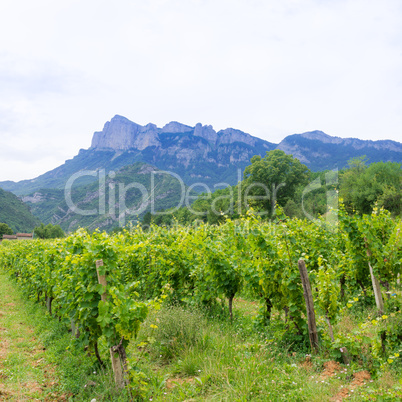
0 274 133 401
1 275 402 401
125 303 402 401
0 274 61 400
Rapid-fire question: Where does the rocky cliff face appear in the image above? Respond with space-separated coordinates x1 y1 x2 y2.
88 115 275 179
90 115 266 151
91 115 161 150
68 115 273 188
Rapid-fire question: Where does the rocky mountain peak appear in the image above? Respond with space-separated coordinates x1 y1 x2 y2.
217 128 256 147
299 130 335 142
162 121 193 133
91 116 160 151
142 122 158 131
194 123 218 143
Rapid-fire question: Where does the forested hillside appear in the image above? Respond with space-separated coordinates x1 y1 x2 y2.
0 188 41 232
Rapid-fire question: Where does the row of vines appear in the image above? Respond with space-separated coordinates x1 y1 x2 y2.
0 205 401 383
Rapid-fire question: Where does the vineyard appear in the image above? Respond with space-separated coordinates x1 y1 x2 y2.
1 205 402 400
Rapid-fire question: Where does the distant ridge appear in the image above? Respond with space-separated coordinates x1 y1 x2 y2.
276 130 402 171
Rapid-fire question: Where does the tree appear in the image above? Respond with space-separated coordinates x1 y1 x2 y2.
340 158 401 215
34 223 64 239
141 212 152 227
241 150 310 216
0 223 13 238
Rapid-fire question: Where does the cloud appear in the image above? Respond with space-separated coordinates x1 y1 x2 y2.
0 0 401 181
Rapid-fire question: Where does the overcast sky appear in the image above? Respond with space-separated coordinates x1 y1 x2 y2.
0 0 401 182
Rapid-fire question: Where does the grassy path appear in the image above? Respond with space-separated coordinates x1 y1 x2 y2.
0 274 64 401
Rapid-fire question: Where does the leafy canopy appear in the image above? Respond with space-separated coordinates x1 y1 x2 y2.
242 150 310 215
34 223 65 239
340 157 401 215
0 223 13 238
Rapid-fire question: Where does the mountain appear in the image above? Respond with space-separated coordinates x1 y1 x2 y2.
276 130 402 171
0 115 276 196
0 188 41 232
1 116 402 198
21 162 187 232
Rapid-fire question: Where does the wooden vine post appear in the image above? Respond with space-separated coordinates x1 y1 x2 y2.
364 239 384 315
46 294 53 315
368 260 384 315
71 319 80 338
96 259 127 389
298 259 319 354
